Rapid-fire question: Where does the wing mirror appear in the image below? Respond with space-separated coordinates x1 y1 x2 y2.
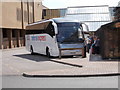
79 38 84 43
52 22 58 34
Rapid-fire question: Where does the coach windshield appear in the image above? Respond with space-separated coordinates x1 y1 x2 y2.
56 22 83 43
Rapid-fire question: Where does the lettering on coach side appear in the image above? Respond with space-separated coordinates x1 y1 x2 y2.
31 36 38 41
31 36 46 41
38 36 46 41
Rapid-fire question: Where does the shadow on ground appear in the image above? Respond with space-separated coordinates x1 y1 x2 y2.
13 54 51 62
13 54 83 68
14 53 83 62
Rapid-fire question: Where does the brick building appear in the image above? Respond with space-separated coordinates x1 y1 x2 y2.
0 0 43 49
95 20 120 59
42 9 67 20
95 2 120 59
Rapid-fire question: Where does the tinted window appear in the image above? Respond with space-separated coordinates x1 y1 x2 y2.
56 22 82 43
26 21 55 37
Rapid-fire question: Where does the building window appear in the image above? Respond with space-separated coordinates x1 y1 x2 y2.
29 12 33 23
42 9 46 19
20 30 24 37
43 9 46 16
24 11 28 22
17 8 22 21
3 29 7 38
12 30 16 37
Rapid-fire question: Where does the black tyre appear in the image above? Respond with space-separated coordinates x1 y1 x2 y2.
30 46 34 55
46 48 50 58
82 46 86 58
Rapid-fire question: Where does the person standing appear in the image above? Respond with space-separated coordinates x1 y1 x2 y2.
95 37 100 54
92 36 100 54
86 36 92 53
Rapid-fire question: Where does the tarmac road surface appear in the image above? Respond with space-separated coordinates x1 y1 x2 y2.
2 76 118 88
1 47 119 88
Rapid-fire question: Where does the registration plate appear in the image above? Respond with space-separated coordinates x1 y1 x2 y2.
70 52 76 54
70 51 80 54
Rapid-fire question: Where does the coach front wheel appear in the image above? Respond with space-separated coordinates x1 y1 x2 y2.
82 46 86 58
46 48 50 58
30 46 34 55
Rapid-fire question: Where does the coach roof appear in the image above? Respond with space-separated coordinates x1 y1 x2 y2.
26 17 81 28
52 18 80 23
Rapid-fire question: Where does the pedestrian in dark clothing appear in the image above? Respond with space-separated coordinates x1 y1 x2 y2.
94 39 100 54
92 36 100 54
91 36 100 54
90 36 94 44
86 36 92 53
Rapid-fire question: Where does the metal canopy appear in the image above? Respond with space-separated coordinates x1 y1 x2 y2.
65 5 112 31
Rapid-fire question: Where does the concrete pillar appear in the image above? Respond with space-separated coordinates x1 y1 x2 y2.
0 29 3 49
22 30 25 46
7 29 12 48
16 30 20 47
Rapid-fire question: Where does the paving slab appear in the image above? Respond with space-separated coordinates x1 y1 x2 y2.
23 54 120 77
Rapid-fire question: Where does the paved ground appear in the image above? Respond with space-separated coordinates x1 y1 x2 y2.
1 47 119 76
2 47 80 76
1 47 119 88
2 76 118 88
22 49 119 76
24 57 119 76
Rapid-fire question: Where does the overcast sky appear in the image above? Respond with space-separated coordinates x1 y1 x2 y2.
42 0 119 9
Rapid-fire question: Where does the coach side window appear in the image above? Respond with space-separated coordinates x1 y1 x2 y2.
45 22 55 37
